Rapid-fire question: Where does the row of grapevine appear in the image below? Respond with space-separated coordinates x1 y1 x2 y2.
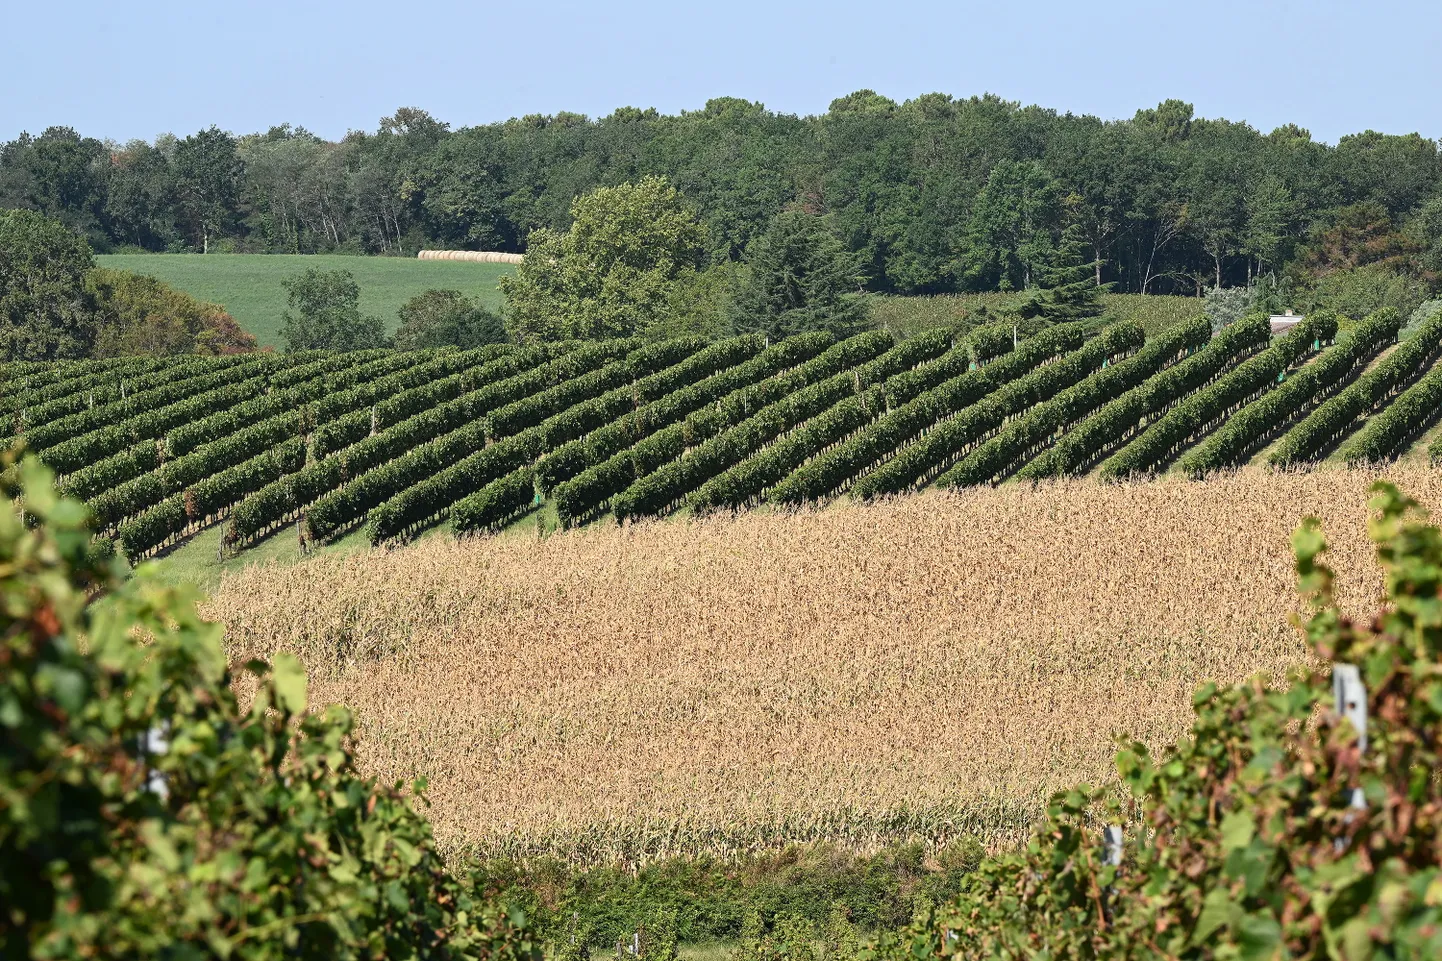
224 342 632 546
115 496 187 563
188 438 309 521
1176 309 1398 477
829 322 1096 501
22 355 278 452
4 355 186 426
1097 312 1339 479
896 322 1147 492
451 465 537 534
6 351 293 423
114 438 309 560
157 351 393 458
1270 305 1442 466
308 344 526 457
529 335 769 493
488 338 707 439
362 428 543 544
709 328 1048 509
547 332 839 526
0 359 73 386
167 351 474 461
87 412 307 531
267 349 391 389
936 316 1212 489
608 331 948 521
1017 315 1273 481
1337 359 1442 463
680 335 969 516
68 366 379 503
296 340 686 544
40 376 274 475
3 352 229 405
690 389 884 514
559 332 900 526
58 442 162 503
359 339 736 543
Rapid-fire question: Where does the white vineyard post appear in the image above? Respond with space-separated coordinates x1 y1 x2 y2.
1333 663 1367 811
1103 824 1123 866
1099 823 1123 926
140 722 171 799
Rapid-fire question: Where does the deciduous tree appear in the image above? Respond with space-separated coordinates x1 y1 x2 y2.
86 267 257 356
0 208 100 360
394 288 507 349
172 126 243 253
278 267 385 351
500 176 708 341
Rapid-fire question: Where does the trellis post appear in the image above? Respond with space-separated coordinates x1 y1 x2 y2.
1103 824 1123 866
140 722 171 799
1333 663 1367 810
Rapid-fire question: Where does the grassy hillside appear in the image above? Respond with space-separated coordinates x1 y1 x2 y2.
96 254 515 347
870 291 1202 340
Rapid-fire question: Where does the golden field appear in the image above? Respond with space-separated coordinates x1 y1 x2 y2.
208 466 1442 866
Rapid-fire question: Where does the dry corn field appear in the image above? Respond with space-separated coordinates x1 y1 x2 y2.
208 465 1442 867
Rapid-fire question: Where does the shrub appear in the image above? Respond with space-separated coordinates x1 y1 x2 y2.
279 267 386 351
0 450 541 959
865 481 1442 959
395 289 508 349
87 266 259 357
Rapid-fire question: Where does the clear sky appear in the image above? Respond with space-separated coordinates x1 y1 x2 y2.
4 0 1438 145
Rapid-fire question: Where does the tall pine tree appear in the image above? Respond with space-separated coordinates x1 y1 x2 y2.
1019 225 1110 326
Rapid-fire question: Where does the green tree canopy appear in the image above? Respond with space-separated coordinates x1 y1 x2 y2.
0 208 100 360
394 288 507 349
172 126 243 254
278 267 386 351
955 160 1061 292
500 176 708 341
727 210 868 339
1018 224 1109 326
1413 196 1442 276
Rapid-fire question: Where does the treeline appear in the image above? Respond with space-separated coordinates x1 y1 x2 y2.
5 94 1442 295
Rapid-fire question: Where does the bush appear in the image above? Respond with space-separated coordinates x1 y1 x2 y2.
279 267 387 351
87 267 259 357
469 839 984 950
865 481 1442 959
395 289 508 349
0 449 541 959
1305 262 1429 327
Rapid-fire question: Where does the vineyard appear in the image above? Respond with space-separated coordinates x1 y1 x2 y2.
4 303 1442 564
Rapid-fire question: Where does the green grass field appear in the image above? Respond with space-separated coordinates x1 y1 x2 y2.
96 254 515 348
869 291 1202 340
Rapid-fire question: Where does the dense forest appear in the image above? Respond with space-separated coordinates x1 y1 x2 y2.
5 93 1441 298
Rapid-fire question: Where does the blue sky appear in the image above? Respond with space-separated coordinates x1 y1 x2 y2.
4 0 1438 145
